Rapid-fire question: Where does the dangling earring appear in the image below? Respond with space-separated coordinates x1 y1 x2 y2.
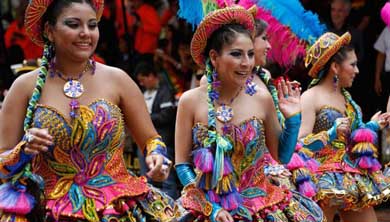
209 68 220 101
245 74 257 96
90 55 96 75
48 42 56 78
333 74 339 91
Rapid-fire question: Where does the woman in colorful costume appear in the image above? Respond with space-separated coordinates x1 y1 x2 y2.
300 31 390 222
174 5 324 222
0 0 177 221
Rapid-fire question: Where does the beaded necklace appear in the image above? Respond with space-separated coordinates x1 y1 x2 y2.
49 59 96 119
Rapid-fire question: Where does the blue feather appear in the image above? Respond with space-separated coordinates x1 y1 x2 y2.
256 0 326 44
178 0 204 28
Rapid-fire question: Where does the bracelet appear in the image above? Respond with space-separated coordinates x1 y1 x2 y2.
144 135 167 157
175 162 196 186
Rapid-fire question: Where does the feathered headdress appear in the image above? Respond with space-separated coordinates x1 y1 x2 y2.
178 0 326 68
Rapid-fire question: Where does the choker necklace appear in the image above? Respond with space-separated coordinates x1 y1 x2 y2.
49 59 96 119
215 86 243 126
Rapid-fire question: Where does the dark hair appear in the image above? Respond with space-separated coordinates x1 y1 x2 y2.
322 44 355 76
134 62 158 77
204 23 253 58
42 0 96 41
309 44 355 88
254 19 268 37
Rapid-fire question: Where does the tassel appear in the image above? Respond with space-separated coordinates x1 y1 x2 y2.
305 158 320 172
220 191 242 211
193 148 214 173
223 158 233 176
207 190 220 203
293 168 317 198
351 128 377 144
357 156 373 169
197 173 212 190
0 182 35 215
286 153 305 170
298 180 317 198
371 158 382 172
216 174 234 194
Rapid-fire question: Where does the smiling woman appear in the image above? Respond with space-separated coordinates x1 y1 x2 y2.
0 0 177 221
174 4 324 222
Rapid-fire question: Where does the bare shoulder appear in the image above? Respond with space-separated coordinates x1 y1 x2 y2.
301 86 320 111
97 63 132 83
10 69 40 97
178 86 206 108
301 86 318 102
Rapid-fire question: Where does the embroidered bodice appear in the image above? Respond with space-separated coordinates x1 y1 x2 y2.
193 117 268 175
313 106 344 133
191 117 288 214
30 99 148 219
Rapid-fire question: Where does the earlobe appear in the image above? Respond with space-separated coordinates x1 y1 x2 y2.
330 62 339 75
44 23 53 42
209 49 218 68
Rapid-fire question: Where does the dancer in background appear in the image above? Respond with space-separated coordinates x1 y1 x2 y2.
300 31 390 222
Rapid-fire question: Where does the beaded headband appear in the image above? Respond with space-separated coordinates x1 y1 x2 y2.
25 0 104 46
305 32 351 78
190 6 256 68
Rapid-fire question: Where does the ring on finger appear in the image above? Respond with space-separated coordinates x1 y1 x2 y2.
25 132 34 143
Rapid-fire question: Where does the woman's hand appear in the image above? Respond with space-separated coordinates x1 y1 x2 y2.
335 117 351 139
24 128 53 155
377 112 390 129
145 154 171 182
278 79 301 118
215 209 234 222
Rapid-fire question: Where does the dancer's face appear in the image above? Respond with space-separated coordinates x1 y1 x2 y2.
335 50 359 88
210 33 255 87
254 31 271 67
47 2 99 62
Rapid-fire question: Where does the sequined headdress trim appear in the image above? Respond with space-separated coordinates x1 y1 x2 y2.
190 6 256 68
305 32 351 78
25 0 104 46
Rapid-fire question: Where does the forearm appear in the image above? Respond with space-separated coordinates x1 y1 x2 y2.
375 53 385 81
143 135 168 158
278 113 301 164
301 123 337 151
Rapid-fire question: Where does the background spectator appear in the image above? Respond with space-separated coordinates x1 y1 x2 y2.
135 62 180 199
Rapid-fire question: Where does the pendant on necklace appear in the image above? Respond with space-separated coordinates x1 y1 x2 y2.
216 104 233 123
63 79 84 98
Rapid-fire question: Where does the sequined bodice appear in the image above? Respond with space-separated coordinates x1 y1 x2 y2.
30 99 148 218
192 117 267 176
313 106 344 133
